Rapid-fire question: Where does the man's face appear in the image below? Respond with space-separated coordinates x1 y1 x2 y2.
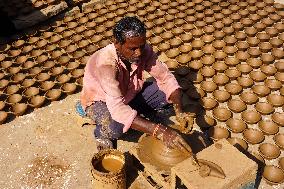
115 35 146 64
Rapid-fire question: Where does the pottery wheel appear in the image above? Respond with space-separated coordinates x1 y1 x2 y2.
137 135 189 173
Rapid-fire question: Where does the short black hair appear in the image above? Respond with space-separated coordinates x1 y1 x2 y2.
113 16 146 44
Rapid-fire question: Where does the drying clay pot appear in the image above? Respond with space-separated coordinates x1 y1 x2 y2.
225 57 239 67
23 87 40 98
261 54 274 64
246 58 262 69
11 103 27 116
29 67 42 76
165 60 178 70
45 89 62 101
249 71 267 82
179 45 192 53
267 94 284 107
272 49 284 60
71 69 84 79
247 37 260 47
213 74 229 86
259 120 279 135
36 55 48 64
208 126 230 141
224 68 241 80
8 67 21 75
201 97 218 110
22 61 35 70
45 44 57 52
213 51 227 61
275 72 284 83
212 40 226 50
11 73 26 84
240 92 258 105
40 81 55 92
66 62 79 71
201 66 215 77
213 30 225 39
241 110 261 124
261 65 277 76
226 117 247 133
9 49 21 57
252 85 271 97
263 165 284 185
274 134 284 149
200 81 217 92
13 40 25 48
248 48 261 58
57 56 70 65
1 61 12 69
225 83 242 95
236 41 249 51
49 66 64 76
21 79 35 88
189 50 203 60
237 50 251 61
227 137 248 150
202 45 215 54
28 37 39 44
56 74 70 84
36 73 50 82
236 63 252 74
213 61 228 72
256 32 270 42
169 38 182 48
213 90 231 103
243 128 265 144
227 99 247 113
235 31 247 40
259 143 280 160
272 112 284 126
237 77 254 88
5 85 20 95
270 38 283 48
213 107 232 121
255 102 274 115
0 111 8 124
61 83 77 95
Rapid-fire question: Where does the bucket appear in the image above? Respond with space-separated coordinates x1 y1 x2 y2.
91 149 126 189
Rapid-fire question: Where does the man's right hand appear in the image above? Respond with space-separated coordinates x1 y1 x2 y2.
157 126 192 155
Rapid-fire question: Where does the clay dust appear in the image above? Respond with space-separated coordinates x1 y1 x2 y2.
21 155 69 188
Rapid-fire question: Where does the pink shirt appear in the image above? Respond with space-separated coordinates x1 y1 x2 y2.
81 43 180 132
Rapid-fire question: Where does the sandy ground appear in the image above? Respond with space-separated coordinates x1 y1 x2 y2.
0 93 98 189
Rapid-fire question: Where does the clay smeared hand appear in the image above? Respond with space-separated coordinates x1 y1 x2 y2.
157 127 192 155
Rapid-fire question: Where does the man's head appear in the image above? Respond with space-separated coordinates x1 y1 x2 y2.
113 16 146 64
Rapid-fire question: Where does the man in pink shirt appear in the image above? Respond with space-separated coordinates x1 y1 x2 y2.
77 17 193 153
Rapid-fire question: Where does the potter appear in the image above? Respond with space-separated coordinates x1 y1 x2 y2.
76 16 194 153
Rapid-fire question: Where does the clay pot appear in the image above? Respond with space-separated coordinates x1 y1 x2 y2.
243 128 264 144
165 49 179 59
40 81 55 92
200 66 215 77
235 31 247 41
21 79 35 88
260 54 274 64
58 40 71 48
212 90 229 105
71 69 84 79
252 85 271 97
213 107 232 121
254 23 266 32
272 112 284 126
45 44 57 52
213 51 227 61
9 49 21 57
256 33 269 43
276 61 284 72
8 67 21 75
208 126 230 141
169 38 182 48
45 89 61 101
5 85 20 95
57 56 70 66
226 118 247 133
42 61 55 70
36 73 50 82
36 55 48 64
23 87 39 98
178 45 191 54
274 133 284 149
49 66 64 77
201 35 214 44
255 102 274 115
213 22 224 31
224 68 241 80
138 135 189 172
241 110 262 124
249 71 267 82
259 120 279 135
244 27 257 37
263 165 284 185
236 63 252 74
228 99 247 113
246 58 262 69
56 74 70 84
22 61 35 70
212 61 227 72
227 137 248 150
247 37 260 47
272 49 284 60
163 60 177 70
61 83 77 95
213 74 229 86
248 48 261 58
7 94 22 104
240 92 258 105
225 84 243 95
0 111 8 124
200 81 217 92
13 40 25 48
1 61 12 69
265 27 278 37
201 97 218 110
11 103 27 116
11 73 26 84
267 94 284 107
28 37 39 44
259 143 280 160
236 41 249 51
260 65 276 77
